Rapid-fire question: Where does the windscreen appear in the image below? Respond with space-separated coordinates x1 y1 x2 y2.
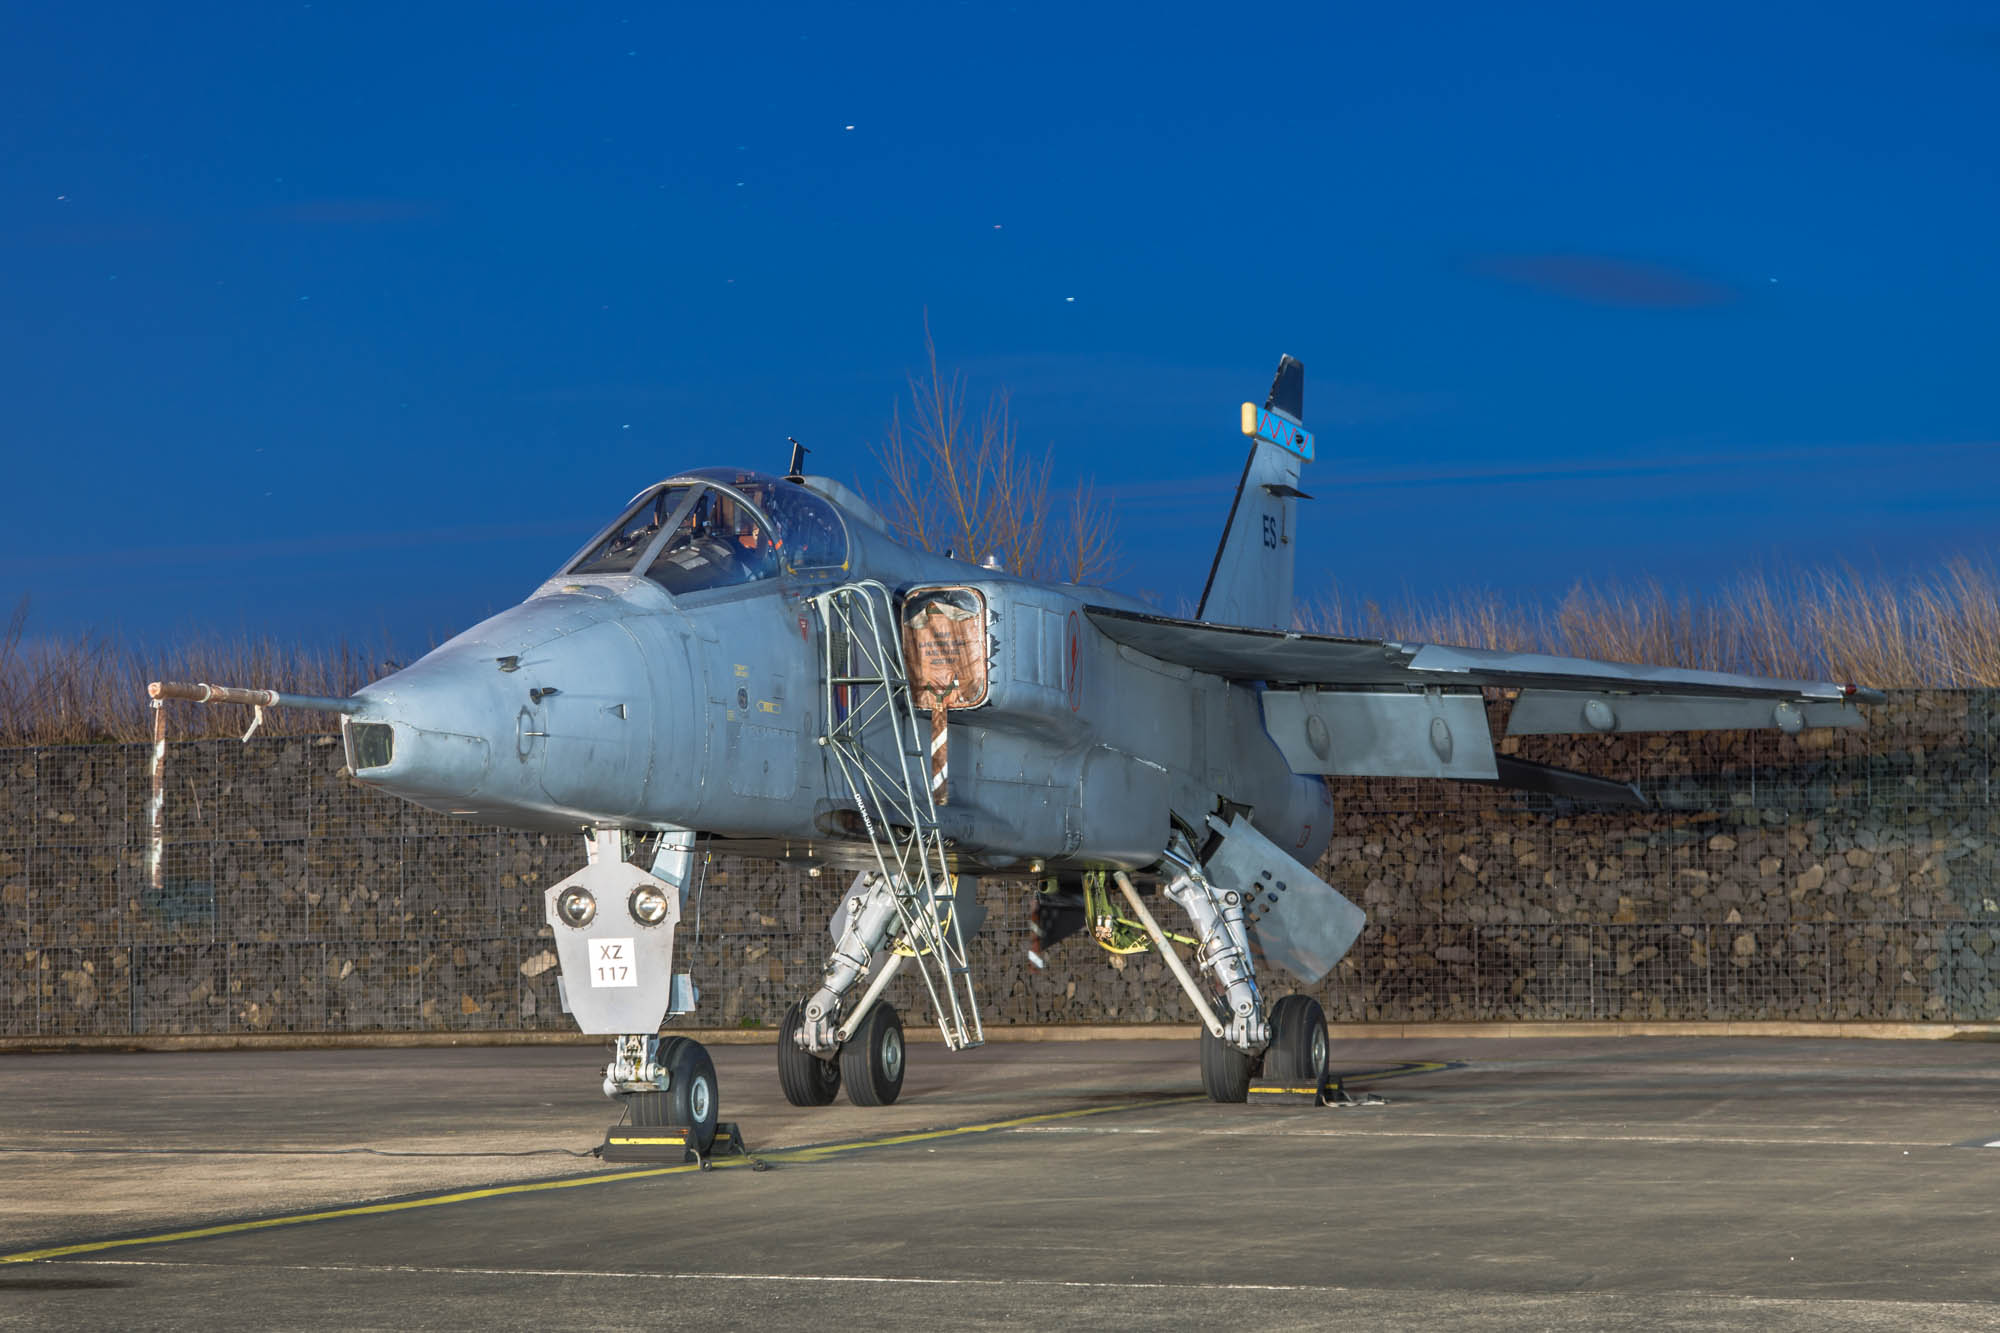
568 484 694 577
645 488 782 594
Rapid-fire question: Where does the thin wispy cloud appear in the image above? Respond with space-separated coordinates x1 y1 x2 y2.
1472 252 1738 308
0 519 590 576
1097 440 1992 508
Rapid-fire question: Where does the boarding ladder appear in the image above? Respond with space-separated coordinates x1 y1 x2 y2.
810 581 984 1051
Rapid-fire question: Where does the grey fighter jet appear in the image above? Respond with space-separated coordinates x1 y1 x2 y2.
153 356 1883 1151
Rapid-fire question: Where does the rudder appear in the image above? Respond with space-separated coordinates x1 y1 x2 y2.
1195 355 1313 630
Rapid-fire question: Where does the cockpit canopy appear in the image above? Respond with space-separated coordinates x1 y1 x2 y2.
564 468 848 594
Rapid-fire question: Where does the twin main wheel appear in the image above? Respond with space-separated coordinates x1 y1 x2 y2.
1199 1023 1258 1102
627 1036 720 1154
778 1001 842 1106
1198 994 1328 1103
1265 994 1329 1087
840 1002 905 1107
776 1000 905 1108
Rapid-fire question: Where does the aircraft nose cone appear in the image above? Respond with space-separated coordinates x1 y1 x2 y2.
347 603 662 821
344 662 499 810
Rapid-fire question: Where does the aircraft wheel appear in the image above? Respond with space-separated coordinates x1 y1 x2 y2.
632 1038 717 1155
1199 1024 1253 1103
1265 994 1328 1088
625 1036 689 1126
777 1001 841 1106
840 1002 906 1107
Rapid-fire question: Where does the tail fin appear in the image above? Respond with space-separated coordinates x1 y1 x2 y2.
1195 355 1313 629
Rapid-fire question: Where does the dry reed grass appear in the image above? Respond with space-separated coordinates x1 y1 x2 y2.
0 598 398 746
5 563 1994 748
1305 560 2000 688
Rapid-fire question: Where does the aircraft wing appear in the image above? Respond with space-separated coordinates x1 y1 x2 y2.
1084 606 1883 783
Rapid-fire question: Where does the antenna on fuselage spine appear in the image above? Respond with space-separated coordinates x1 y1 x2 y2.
785 437 810 482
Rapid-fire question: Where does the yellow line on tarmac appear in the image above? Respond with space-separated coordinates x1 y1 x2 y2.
761 1097 1203 1164
0 1097 1186 1267
1332 1060 1461 1084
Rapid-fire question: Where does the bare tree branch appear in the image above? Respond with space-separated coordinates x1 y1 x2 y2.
872 320 1120 585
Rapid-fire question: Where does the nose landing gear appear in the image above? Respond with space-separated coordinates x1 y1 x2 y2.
605 1033 721 1155
545 826 742 1160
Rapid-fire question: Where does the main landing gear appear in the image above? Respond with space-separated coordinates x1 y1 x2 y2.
1120 832 1334 1105
779 871 916 1108
778 997 907 1109
1196 994 1329 1104
777 1002 841 1106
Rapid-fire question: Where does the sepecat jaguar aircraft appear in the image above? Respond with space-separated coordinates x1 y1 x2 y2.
152 356 1883 1152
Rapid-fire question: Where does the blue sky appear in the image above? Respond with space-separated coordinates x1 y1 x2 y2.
3 3 1994 650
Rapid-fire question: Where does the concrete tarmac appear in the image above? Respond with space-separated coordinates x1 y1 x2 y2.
3 1035 1999 1329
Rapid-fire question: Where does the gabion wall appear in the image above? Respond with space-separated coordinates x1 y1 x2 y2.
1 691 1994 1037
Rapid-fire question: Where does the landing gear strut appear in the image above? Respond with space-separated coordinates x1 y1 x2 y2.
1160 841 1268 1050
544 827 731 1152
783 869 934 1108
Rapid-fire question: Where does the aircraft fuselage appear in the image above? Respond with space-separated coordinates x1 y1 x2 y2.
343 484 1331 875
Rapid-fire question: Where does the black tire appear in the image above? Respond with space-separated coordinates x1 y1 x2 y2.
840 1002 906 1107
1265 994 1328 1089
632 1037 718 1155
626 1036 689 1127
777 1001 841 1107
1199 1023 1254 1103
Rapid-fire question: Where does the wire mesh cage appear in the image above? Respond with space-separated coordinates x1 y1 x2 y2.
1 692 1994 1038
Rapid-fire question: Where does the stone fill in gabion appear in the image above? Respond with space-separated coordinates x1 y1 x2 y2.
1 691 1992 1036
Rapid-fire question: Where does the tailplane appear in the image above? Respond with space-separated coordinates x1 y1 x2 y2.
1195 355 1313 629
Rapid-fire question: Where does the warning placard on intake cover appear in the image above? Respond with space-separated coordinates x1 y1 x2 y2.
903 588 989 709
